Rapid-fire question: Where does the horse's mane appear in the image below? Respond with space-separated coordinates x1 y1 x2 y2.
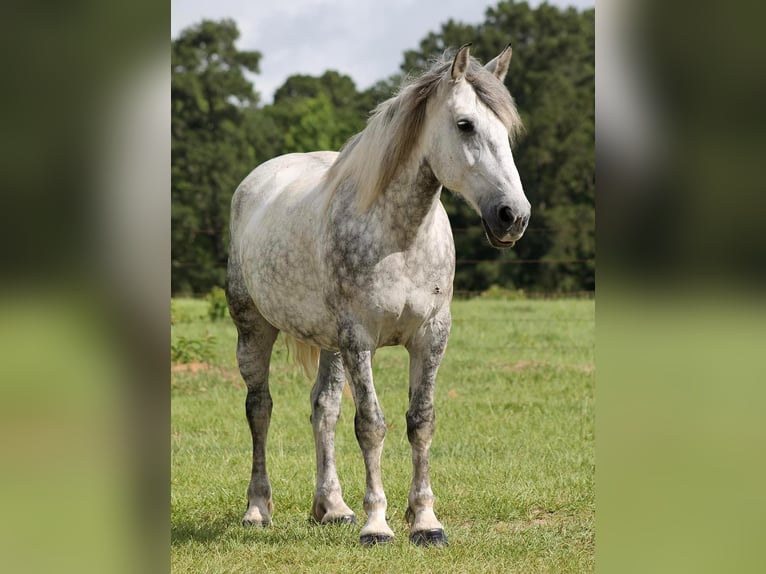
323 52 524 211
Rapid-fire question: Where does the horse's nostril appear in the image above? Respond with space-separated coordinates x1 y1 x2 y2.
498 206 513 225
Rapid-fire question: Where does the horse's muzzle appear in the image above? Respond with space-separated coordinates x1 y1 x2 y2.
481 203 530 249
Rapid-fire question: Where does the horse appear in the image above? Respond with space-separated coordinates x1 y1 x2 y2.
226 43 530 547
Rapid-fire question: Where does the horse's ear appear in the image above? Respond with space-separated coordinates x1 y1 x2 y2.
451 43 472 81
485 44 513 83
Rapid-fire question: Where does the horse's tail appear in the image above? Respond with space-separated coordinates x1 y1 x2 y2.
284 335 321 380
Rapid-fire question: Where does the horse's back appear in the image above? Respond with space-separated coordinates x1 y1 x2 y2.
230 151 337 243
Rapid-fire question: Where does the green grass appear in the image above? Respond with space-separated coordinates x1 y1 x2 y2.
171 297 594 573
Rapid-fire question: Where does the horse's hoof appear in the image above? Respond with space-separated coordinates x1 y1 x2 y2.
242 518 271 528
325 514 356 525
410 528 449 547
359 533 394 546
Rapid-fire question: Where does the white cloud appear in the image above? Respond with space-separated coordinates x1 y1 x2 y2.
171 0 594 103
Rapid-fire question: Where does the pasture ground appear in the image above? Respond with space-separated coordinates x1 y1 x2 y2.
171 296 594 573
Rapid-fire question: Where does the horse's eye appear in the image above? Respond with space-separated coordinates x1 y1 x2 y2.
457 119 475 133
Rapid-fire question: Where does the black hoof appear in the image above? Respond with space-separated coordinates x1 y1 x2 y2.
323 515 356 525
410 529 449 547
242 519 271 528
360 533 394 547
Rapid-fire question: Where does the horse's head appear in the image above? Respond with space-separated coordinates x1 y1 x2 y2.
425 44 530 249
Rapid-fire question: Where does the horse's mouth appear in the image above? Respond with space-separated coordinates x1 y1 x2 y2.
481 219 518 249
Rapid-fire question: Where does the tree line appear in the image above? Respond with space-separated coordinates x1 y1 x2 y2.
172 0 594 295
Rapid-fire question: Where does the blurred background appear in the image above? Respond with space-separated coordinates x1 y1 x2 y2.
1 0 764 572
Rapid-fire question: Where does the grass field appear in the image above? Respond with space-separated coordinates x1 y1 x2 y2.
171 296 594 573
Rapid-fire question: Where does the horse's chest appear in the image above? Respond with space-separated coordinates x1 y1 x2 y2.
378 287 447 346
332 250 452 345
324 206 454 344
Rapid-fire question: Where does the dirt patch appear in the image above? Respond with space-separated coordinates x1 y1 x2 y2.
500 360 594 374
171 361 212 373
505 360 545 372
171 363 242 385
529 508 556 525
572 364 595 374
492 509 560 533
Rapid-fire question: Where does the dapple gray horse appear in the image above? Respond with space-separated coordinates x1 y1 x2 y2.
226 43 530 547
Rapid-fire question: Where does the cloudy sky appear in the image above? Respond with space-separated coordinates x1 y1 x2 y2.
171 0 594 103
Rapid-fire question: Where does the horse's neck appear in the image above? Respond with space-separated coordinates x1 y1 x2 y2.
378 158 442 245
325 155 443 251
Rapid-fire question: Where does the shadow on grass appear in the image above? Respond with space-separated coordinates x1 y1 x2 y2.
172 514 237 545
172 512 361 547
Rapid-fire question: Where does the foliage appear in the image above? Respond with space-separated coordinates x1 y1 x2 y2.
478 284 528 300
170 334 216 364
170 299 189 325
257 70 384 156
171 2 594 295
205 286 229 321
171 19 262 294
171 298 209 324
171 297 594 571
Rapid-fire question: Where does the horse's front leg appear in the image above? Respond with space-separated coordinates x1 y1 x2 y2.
404 311 451 546
339 327 394 546
310 350 356 525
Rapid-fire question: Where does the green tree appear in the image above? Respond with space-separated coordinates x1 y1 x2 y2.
171 19 262 293
258 71 375 156
283 92 343 152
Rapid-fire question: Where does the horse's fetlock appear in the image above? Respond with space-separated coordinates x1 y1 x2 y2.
247 483 272 501
363 492 387 509
409 488 435 510
315 481 341 500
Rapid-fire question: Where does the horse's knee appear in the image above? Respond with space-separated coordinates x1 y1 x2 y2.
311 402 340 435
406 408 435 447
311 386 341 415
311 379 343 425
245 386 273 418
354 410 386 447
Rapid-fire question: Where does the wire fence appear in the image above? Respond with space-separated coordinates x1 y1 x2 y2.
171 258 596 268
455 258 595 265
172 225 595 306
182 225 593 235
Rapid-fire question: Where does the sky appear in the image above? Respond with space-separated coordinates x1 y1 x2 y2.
171 0 594 103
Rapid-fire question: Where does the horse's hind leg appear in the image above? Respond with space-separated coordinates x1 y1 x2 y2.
404 311 451 547
310 350 356 525
227 282 279 527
